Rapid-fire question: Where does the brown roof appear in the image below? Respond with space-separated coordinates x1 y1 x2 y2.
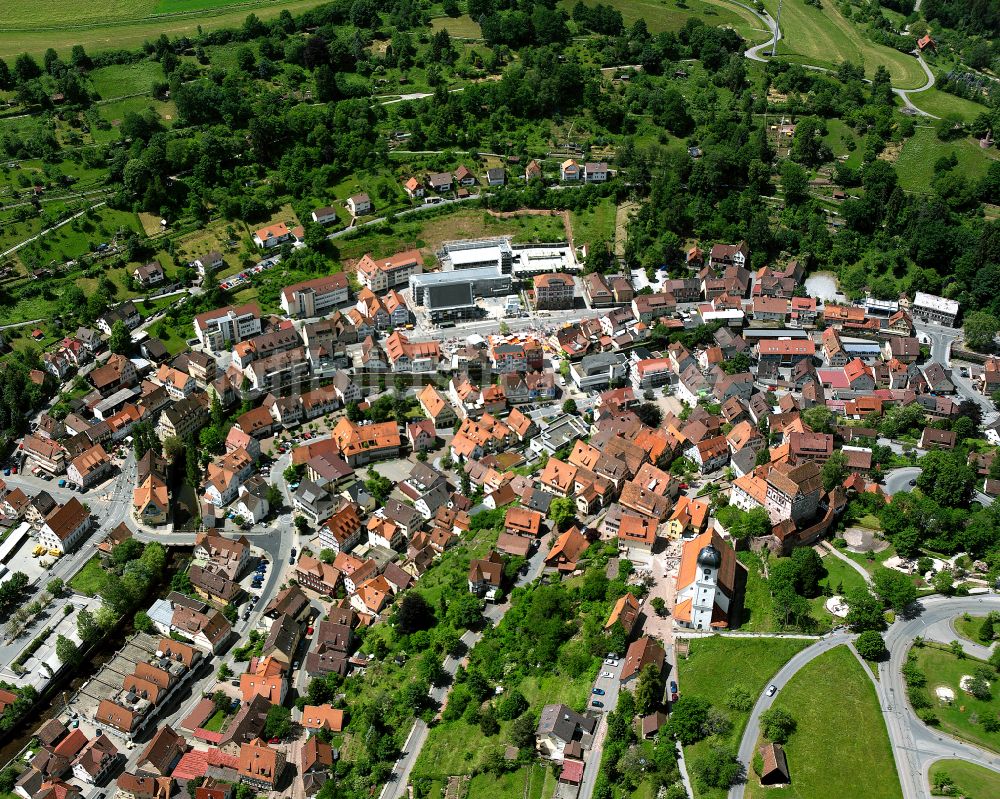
545 528 589 570
505 506 543 537
44 498 89 541
767 460 823 498
95 700 137 733
606 592 641 634
676 532 739 612
468 551 504 587
238 739 284 786
620 636 665 682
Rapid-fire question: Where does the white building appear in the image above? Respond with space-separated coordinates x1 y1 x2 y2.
912 291 959 327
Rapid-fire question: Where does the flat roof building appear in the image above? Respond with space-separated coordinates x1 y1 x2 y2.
913 292 959 327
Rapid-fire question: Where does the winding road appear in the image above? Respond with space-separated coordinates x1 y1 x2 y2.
729 596 1000 799
727 0 937 116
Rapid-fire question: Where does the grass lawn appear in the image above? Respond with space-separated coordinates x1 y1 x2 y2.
929 759 1000 797
735 551 777 632
819 553 868 596
759 0 926 89
466 762 551 799
895 126 1000 193
89 61 165 100
414 717 506 777
570 198 617 249
202 709 228 732
745 646 901 799
0 0 330 61
679 636 812 799
908 88 990 122
953 614 991 646
843 543 896 575
911 643 1000 752
810 554 868 624
69 556 105 597
430 15 483 38
520 669 593 712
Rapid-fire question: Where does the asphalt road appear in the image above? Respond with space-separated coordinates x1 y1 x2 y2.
880 596 1000 799
577 657 625 799
884 467 922 496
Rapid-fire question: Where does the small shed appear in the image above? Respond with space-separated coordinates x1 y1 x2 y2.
759 742 790 786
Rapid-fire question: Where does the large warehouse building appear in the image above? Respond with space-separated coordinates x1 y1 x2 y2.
409 266 513 322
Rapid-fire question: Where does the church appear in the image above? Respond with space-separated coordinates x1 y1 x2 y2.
673 530 745 630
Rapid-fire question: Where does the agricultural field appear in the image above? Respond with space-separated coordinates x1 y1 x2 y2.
760 0 928 89
894 126 1000 193
0 0 329 61
561 0 770 41
745 646 901 799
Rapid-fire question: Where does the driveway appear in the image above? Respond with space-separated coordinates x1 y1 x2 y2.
577 658 624 799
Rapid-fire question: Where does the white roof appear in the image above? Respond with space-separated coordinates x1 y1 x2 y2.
450 246 502 266
914 291 959 315
148 598 175 628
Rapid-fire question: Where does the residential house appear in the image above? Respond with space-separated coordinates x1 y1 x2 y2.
468 551 504 599
356 249 423 292
252 223 292 249
535 704 596 760
133 262 165 287
619 636 665 684
311 206 337 225
280 274 350 318
346 194 371 217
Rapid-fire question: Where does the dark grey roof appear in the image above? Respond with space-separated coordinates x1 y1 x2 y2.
536 703 595 743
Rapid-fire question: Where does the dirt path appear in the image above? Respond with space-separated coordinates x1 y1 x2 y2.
614 201 639 260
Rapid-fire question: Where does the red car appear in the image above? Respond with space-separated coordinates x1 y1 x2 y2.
678 483 689 490
307 626 314 636
268 737 280 744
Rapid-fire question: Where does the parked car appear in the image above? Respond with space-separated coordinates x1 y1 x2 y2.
591 700 604 708
600 671 613 679
592 688 605 696
604 658 617 666
671 692 679 702
670 680 678 693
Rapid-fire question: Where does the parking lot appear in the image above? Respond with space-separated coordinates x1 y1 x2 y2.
588 653 625 715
